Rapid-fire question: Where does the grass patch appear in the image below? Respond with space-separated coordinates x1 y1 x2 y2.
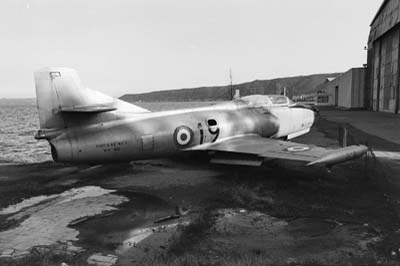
223 183 275 210
168 210 215 256
138 253 274 266
136 252 384 266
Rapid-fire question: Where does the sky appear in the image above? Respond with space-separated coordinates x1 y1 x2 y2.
0 0 382 98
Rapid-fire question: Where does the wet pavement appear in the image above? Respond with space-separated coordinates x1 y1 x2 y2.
319 108 400 146
0 186 128 253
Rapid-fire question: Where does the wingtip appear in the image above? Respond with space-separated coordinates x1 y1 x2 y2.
307 145 369 167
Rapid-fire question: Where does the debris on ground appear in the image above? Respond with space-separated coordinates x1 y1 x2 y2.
154 214 180 223
325 219 343 226
87 253 118 266
31 242 85 257
176 205 190 216
154 206 191 224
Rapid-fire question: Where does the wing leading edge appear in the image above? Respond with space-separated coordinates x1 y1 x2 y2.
190 135 368 167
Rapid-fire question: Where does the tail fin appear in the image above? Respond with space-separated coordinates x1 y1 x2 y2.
34 67 149 130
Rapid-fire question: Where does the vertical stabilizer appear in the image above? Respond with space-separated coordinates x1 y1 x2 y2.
34 67 149 130
35 67 76 129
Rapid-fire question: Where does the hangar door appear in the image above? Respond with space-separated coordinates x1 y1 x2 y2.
373 29 399 113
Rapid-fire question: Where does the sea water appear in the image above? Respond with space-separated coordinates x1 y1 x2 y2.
0 99 50 163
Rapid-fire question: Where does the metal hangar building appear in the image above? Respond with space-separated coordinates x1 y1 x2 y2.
367 0 400 113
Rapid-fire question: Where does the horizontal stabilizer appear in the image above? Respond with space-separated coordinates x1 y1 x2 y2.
60 104 117 113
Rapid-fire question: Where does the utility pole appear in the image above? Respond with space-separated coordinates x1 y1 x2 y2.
229 68 233 100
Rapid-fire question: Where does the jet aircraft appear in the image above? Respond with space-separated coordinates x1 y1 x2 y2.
34 67 368 167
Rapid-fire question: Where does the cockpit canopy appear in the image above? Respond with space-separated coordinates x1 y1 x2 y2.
237 95 294 108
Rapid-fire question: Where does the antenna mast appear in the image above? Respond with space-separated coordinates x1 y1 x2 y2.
229 68 233 100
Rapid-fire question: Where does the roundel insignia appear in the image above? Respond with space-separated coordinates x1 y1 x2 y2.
286 145 310 152
174 126 193 147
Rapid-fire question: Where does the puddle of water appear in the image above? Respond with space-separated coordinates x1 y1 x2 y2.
0 186 128 253
57 186 117 204
0 195 56 215
0 186 117 216
72 191 174 255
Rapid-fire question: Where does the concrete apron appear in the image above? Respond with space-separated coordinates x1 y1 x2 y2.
320 111 400 218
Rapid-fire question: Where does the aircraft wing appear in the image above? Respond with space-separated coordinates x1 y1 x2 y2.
190 135 368 167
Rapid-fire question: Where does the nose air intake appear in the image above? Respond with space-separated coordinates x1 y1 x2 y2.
291 103 319 114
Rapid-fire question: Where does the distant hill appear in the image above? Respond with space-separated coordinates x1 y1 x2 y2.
120 73 342 102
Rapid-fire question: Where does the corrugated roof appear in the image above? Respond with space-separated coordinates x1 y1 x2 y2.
371 0 390 26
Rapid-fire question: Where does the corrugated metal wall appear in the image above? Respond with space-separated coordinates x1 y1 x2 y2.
368 0 400 113
370 27 399 113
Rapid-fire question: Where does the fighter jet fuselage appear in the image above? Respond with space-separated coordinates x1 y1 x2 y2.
40 99 314 163
35 67 367 167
